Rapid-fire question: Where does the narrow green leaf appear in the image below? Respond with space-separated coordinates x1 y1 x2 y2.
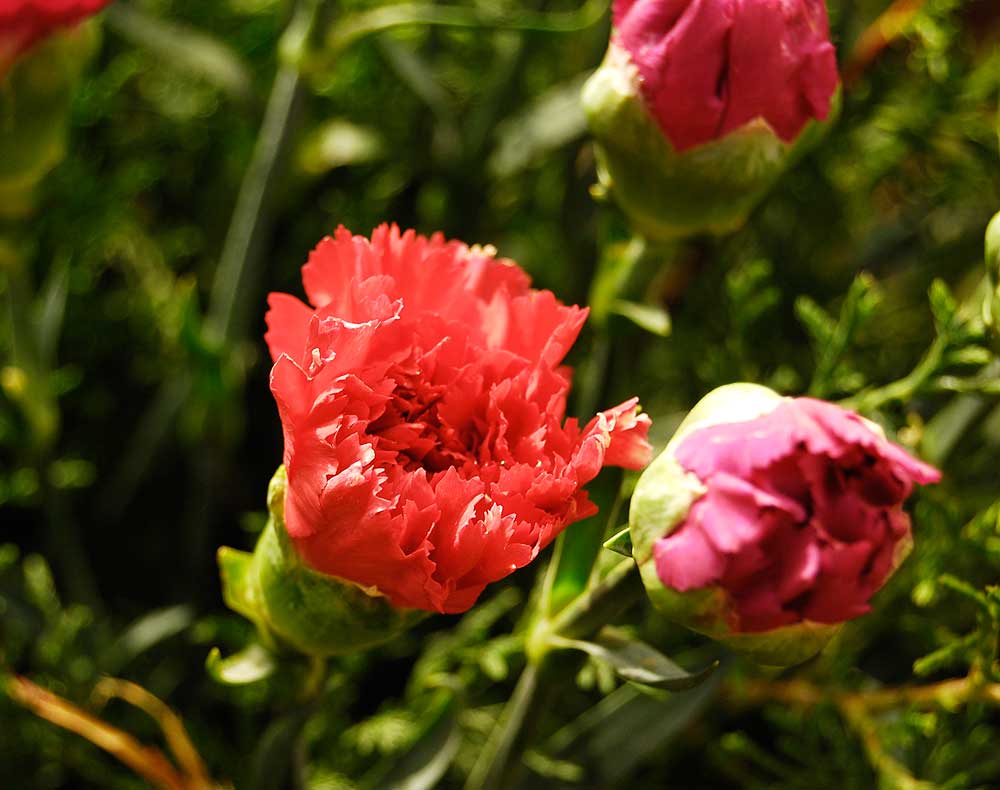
602 527 632 558
552 627 717 690
247 703 317 790
929 278 958 331
372 691 462 790
105 4 254 102
541 670 724 785
794 295 835 347
206 643 277 686
35 256 69 368
105 605 194 672
609 299 672 337
489 72 590 178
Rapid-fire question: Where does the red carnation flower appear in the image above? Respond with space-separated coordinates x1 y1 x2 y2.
265 225 652 614
0 0 111 71
612 0 839 152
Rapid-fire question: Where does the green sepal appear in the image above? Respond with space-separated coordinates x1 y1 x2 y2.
217 466 426 658
0 24 101 218
582 46 838 241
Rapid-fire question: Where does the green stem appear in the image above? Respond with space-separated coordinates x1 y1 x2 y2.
207 0 317 345
324 0 609 56
463 661 540 790
471 560 643 787
547 558 644 641
841 334 948 414
919 359 1000 466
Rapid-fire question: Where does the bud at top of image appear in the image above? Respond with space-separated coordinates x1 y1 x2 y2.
612 0 839 152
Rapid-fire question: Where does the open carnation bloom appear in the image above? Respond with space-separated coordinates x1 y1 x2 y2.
0 0 110 73
264 225 652 615
612 0 839 152
629 384 940 664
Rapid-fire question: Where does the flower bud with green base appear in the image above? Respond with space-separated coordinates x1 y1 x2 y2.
218 467 426 658
583 0 840 241
629 384 940 666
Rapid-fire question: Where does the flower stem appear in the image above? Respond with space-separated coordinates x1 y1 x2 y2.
470 559 644 787
206 0 318 345
840 334 948 414
463 661 541 790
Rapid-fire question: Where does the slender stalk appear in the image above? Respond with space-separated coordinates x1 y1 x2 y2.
726 673 1000 712
471 560 644 787
207 0 316 345
325 0 609 55
841 335 948 414
7 675 208 790
463 661 540 790
548 557 644 641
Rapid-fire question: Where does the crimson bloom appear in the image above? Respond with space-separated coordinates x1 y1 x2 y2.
629 384 939 664
612 0 839 152
0 0 110 72
264 225 652 615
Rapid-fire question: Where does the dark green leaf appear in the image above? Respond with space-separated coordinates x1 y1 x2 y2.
370 691 462 790
602 527 633 558
552 627 717 690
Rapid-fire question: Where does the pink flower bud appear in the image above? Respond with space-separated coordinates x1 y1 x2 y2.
613 0 838 152
629 385 940 665
583 0 840 239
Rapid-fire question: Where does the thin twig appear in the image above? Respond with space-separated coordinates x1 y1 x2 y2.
725 673 1000 787
93 677 214 790
6 676 199 790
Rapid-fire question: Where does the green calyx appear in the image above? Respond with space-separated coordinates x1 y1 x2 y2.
628 383 841 666
0 25 101 218
582 46 837 242
218 467 426 658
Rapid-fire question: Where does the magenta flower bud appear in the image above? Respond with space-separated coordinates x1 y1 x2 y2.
583 0 840 239
629 385 941 665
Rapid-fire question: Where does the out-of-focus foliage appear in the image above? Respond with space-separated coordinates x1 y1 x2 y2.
1 0 999 788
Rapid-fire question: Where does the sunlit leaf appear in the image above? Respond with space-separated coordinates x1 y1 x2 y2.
206 643 277 686
551 627 717 690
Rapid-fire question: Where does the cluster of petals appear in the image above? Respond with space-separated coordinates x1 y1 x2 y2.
265 225 652 614
0 0 110 68
654 398 940 631
612 0 839 151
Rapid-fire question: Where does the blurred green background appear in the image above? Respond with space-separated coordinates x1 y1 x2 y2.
2 1 1000 788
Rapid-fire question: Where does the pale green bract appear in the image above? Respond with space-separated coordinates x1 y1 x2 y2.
581 46 837 241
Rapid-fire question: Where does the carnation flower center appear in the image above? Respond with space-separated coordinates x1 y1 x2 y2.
368 374 485 474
